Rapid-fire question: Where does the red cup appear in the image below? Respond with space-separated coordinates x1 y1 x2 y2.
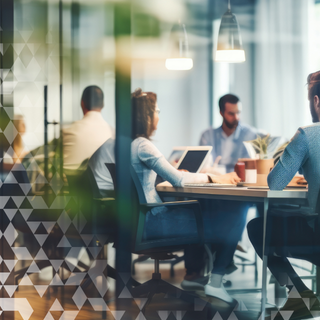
234 162 246 182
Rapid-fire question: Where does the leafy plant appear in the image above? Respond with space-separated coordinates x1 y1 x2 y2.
244 134 282 159
273 141 290 164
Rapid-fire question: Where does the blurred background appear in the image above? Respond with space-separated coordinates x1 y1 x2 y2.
1 0 320 319
12 0 320 157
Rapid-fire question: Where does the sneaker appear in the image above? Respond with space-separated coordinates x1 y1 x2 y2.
181 273 209 291
204 282 236 304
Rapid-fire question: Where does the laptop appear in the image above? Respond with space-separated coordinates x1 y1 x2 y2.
167 147 186 168
176 146 212 173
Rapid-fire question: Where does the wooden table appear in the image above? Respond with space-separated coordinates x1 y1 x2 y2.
156 183 308 318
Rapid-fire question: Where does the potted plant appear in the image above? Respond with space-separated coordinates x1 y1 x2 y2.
244 134 281 185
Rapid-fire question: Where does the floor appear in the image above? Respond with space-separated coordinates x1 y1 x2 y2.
10 246 317 320
11 250 262 320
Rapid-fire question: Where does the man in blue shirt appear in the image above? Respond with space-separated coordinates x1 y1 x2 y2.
200 94 259 173
182 95 258 297
248 71 320 318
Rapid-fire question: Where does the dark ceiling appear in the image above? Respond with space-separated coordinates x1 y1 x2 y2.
185 0 256 38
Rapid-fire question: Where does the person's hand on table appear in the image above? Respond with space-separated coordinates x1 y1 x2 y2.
296 177 307 185
178 169 189 173
207 172 241 185
287 175 308 187
200 166 223 175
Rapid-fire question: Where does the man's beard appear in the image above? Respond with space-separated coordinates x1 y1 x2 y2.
310 100 319 123
224 119 239 129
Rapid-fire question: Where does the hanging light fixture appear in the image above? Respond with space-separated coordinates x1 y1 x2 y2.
165 21 193 71
215 0 245 63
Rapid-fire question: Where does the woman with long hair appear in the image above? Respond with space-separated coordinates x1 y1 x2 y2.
131 88 248 304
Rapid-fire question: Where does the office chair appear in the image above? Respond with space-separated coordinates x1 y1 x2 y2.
266 188 320 302
77 166 141 289
128 165 204 310
289 188 320 294
105 163 185 279
64 168 117 281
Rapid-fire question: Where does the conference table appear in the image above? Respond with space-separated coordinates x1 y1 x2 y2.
156 183 308 319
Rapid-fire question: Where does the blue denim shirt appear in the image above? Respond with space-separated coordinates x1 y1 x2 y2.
268 123 320 213
199 123 258 173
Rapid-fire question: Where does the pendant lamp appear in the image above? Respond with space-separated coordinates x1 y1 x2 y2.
215 0 245 63
165 21 193 71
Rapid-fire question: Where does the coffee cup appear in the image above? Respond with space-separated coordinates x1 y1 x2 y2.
238 158 257 183
234 162 245 182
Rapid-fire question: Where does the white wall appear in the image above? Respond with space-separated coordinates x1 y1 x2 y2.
131 45 211 158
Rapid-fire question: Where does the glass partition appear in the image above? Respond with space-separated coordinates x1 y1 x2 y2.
0 0 319 319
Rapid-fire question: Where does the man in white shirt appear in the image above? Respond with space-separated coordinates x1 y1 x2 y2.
88 138 115 197
63 86 114 169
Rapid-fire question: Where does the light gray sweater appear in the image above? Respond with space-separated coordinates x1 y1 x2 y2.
131 137 208 206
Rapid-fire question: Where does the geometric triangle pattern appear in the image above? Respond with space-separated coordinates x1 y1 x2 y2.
0 26 232 320
0 18 138 318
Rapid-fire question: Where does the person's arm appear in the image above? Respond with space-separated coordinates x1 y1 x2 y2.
138 140 240 186
137 140 209 186
268 128 309 190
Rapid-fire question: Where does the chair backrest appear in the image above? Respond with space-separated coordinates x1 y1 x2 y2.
85 166 104 199
129 165 202 253
105 162 146 205
105 163 117 190
105 163 146 203
105 163 202 254
65 168 98 224
315 188 320 214
130 166 147 204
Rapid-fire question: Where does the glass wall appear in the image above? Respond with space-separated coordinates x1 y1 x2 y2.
0 0 320 319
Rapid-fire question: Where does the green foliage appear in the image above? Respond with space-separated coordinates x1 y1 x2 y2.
133 13 161 37
273 141 290 164
246 134 273 159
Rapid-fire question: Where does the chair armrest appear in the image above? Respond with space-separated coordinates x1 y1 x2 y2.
141 200 198 208
93 197 116 202
135 200 204 249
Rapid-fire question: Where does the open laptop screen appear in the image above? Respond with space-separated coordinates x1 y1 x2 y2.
167 149 186 168
177 150 209 173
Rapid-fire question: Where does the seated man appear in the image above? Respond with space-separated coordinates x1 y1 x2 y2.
248 70 320 319
88 138 115 197
200 94 259 173
199 94 261 252
63 85 114 169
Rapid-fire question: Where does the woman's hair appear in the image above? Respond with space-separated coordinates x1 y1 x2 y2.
131 88 157 140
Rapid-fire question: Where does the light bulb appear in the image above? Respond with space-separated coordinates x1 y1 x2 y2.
165 58 193 70
215 50 245 63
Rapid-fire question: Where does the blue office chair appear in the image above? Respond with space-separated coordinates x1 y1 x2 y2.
128 165 204 309
105 163 205 309
78 166 141 290
105 163 186 277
